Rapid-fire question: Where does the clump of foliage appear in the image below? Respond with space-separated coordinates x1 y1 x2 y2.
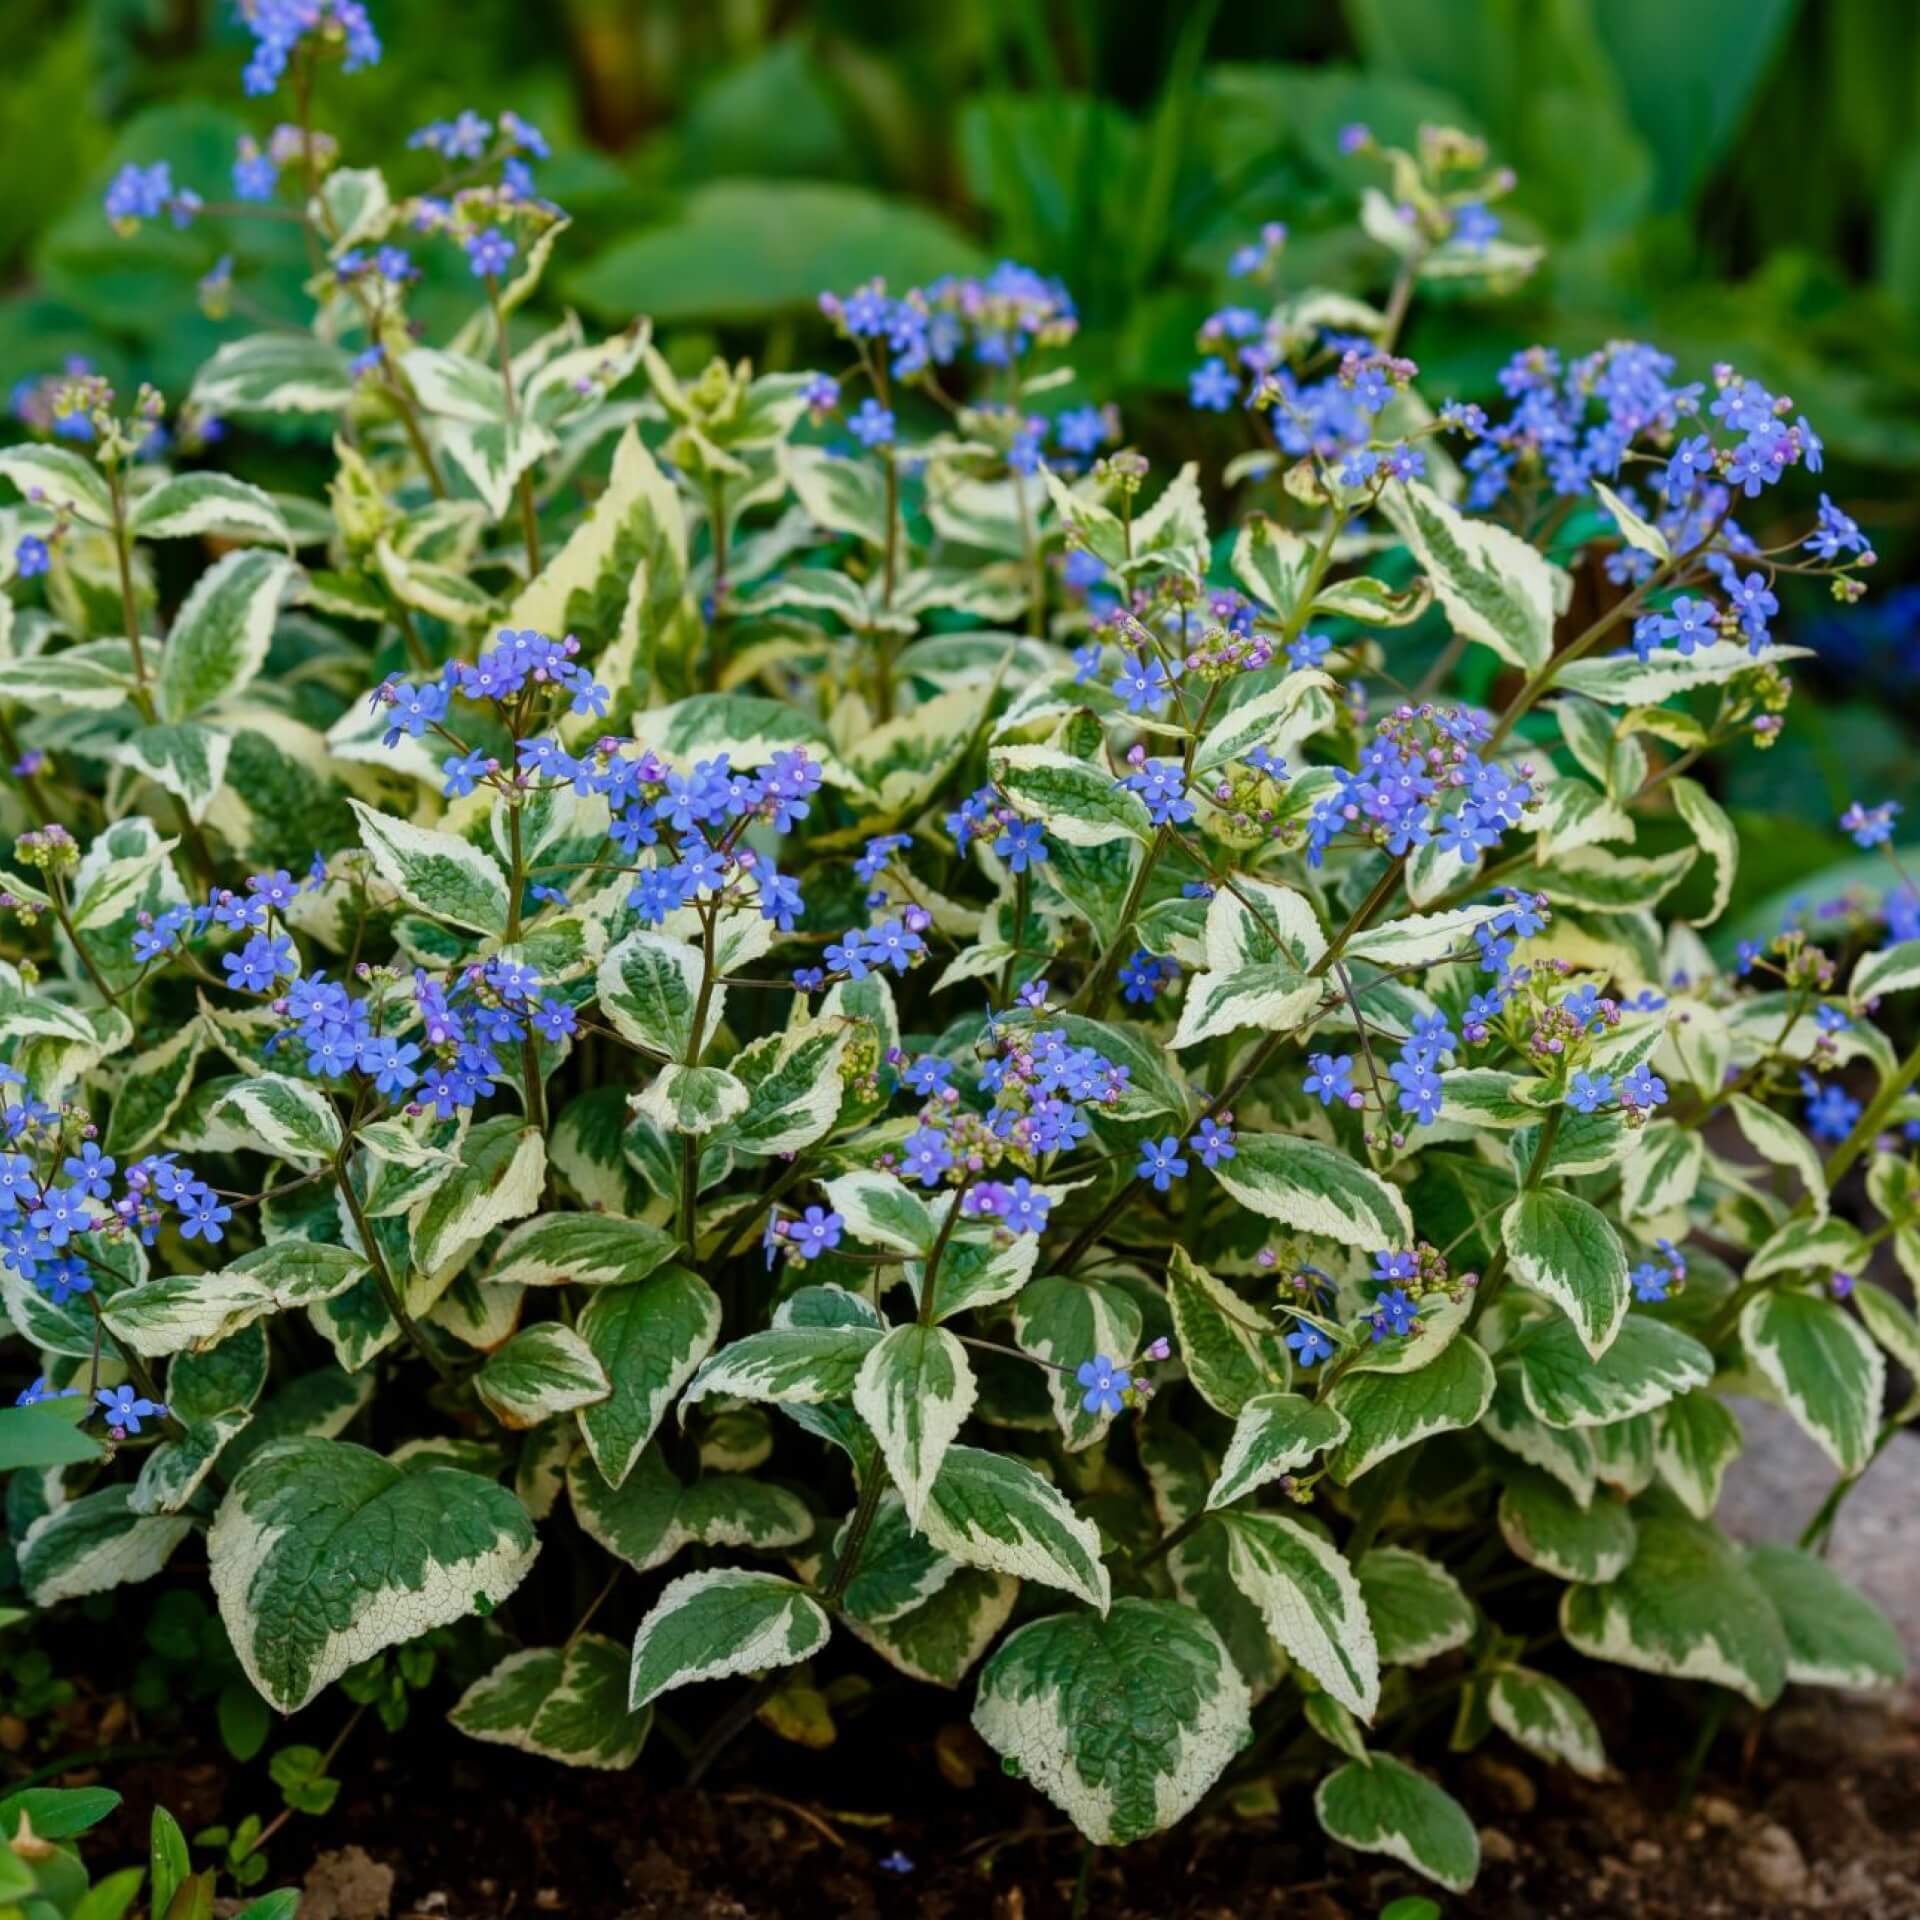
0 7 1914 1896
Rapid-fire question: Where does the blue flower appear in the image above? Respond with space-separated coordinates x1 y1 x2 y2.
786 1206 844 1262
464 229 516 279
1188 1117 1236 1168
1388 1056 1443 1125
1189 357 1239 411
994 819 1049 874
1075 1353 1132 1417
95 1383 164 1434
1566 1070 1614 1114
1840 800 1900 850
1111 651 1176 716
900 1127 954 1187
849 399 896 449
1304 1054 1355 1107
1286 1324 1334 1368
1800 1071 1861 1144
14 536 49 579
1118 951 1174 1005
1369 1286 1419 1341
1124 758 1193 827
1135 1136 1188 1191
1618 1063 1667 1111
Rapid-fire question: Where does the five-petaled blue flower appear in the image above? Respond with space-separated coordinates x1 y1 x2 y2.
1076 1353 1132 1417
1286 1324 1334 1368
1135 1136 1188 1190
96 1384 164 1434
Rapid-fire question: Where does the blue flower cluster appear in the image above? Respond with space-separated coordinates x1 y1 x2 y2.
373 629 822 938
130 862 319 972
0 1075 236 1313
821 262 1077 380
275 956 576 1115
1304 704 1534 867
239 0 383 98
879 1024 1134 1193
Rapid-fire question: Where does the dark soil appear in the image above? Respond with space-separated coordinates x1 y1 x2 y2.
66 1672 1920 1920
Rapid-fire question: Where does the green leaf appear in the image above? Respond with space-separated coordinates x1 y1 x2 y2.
1655 1391 1744 1520
1507 1311 1713 1429
1851 938 1920 1005
1378 478 1557 673
486 1213 682 1289
1487 1666 1608 1778
711 1019 850 1157
820 1169 939 1254
989 743 1154 847
1218 1510 1379 1717
1209 1391 1346 1509
19 1486 191 1605
1342 903 1508 970
627 1568 830 1710
1743 1544 1907 1691
132 472 293 547
349 798 510 937
103 1242 367 1355
1012 1273 1141 1450
1501 1188 1630 1359
0 1785 121 1839
0 1402 102 1470
1325 1336 1495 1483
475 1324 610 1429
1315 1752 1479 1894
1232 514 1313 622
451 1635 652 1769
569 180 985 325
190 334 356 415
595 928 706 1058
407 1118 547 1283
157 548 297 722
575 1266 723 1487
1498 1466 1636 1581
633 1062 748 1136
1728 1093 1828 1219
568 1445 810 1575
1213 1133 1414 1250
1561 1501 1788 1707
681 1322 882 1417
1357 1548 1475 1667
1170 880 1325 1050
920 1444 1110 1611
206 1073 343 1165
152 1806 192 1919
112 723 231 825
972 1598 1250 1846
1166 1249 1289 1419
845 1565 1018 1690
852 1323 976 1524
208 1438 538 1712
1739 1289 1885 1475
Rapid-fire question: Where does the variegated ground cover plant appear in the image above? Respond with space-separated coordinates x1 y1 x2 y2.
0 14 1916 1898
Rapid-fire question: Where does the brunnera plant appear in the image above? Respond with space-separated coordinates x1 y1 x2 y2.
0 9 1914 1896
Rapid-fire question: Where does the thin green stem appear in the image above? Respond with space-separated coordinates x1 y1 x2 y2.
334 1151 452 1379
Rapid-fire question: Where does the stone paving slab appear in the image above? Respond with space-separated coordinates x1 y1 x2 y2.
1716 1396 1920 1657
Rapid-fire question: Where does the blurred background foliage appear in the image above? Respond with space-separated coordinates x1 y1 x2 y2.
2 0 1917 926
